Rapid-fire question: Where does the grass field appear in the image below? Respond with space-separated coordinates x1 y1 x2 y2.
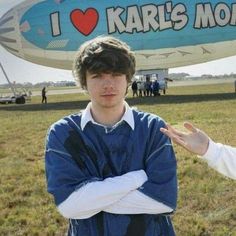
0 82 235 235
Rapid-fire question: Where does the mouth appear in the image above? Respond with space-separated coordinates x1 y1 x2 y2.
101 94 116 97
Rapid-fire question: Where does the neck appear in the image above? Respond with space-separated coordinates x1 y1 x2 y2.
90 102 125 126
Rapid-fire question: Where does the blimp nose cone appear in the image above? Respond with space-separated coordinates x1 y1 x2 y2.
0 9 21 57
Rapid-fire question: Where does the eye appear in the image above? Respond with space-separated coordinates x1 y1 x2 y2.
90 74 100 79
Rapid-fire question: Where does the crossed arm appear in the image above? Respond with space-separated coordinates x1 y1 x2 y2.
58 170 173 219
46 122 177 219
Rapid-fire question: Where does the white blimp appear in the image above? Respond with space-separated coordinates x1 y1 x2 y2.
1 0 236 71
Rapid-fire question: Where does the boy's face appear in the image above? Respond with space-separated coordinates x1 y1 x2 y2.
86 71 127 110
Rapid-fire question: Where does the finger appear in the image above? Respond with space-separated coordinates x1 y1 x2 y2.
160 127 174 139
160 127 186 145
160 127 167 133
184 122 198 133
169 134 188 148
160 127 181 141
174 138 188 147
162 124 181 137
166 123 185 137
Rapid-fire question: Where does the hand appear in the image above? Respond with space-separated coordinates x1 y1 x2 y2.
160 122 209 156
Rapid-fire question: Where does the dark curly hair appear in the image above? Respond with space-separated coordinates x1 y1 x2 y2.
73 36 136 89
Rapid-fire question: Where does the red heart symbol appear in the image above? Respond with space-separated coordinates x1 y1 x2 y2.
70 8 99 36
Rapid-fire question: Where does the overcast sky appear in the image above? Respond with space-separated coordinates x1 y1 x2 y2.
1 0 236 84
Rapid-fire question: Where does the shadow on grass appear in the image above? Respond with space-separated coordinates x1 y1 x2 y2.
0 99 89 111
128 92 236 106
0 93 235 111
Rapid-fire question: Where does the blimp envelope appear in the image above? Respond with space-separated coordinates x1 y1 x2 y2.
1 0 236 70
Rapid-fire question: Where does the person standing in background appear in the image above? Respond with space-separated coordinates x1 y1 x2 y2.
42 86 47 104
131 80 138 97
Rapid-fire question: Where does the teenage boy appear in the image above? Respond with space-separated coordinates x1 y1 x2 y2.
45 36 177 236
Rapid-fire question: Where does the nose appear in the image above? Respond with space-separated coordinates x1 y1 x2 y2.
102 74 114 88
0 9 22 58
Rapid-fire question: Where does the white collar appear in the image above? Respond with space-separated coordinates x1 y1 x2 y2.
80 101 135 131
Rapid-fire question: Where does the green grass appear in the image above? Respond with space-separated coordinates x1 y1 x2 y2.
0 83 235 235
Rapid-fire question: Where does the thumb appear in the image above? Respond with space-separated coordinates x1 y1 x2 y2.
184 122 198 133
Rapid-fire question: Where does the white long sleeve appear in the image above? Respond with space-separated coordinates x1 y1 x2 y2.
58 170 148 219
201 139 236 180
104 190 173 214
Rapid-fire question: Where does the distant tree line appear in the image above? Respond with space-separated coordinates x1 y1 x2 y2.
169 72 236 80
0 80 76 88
